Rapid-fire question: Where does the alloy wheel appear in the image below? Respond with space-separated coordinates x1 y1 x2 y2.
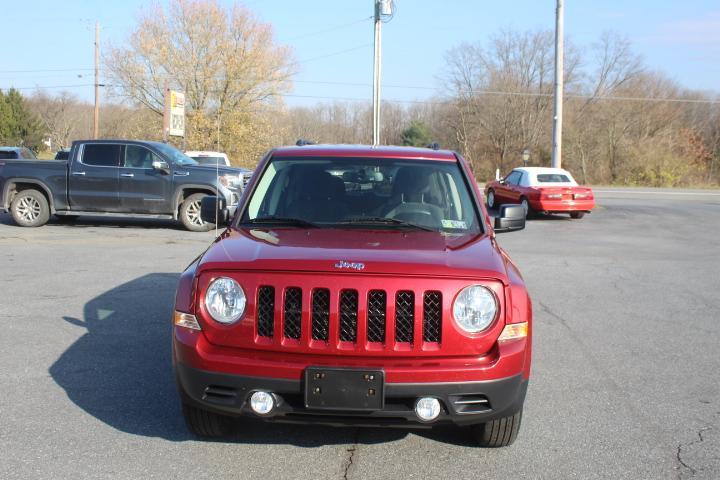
186 200 204 226
16 196 41 222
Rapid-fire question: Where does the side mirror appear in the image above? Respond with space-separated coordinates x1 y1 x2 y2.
200 195 228 226
152 160 170 174
494 204 525 233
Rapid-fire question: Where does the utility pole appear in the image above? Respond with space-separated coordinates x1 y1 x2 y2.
372 0 393 146
93 21 100 139
372 2 382 146
551 0 564 168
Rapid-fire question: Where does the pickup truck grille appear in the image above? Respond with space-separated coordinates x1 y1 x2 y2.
255 286 443 347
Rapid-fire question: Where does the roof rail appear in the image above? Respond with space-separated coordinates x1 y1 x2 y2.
425 142 440 150
296 138 316 146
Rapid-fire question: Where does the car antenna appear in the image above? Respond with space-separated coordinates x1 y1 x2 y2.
215 150 219 237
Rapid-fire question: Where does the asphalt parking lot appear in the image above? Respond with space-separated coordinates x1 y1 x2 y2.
1 188 719 479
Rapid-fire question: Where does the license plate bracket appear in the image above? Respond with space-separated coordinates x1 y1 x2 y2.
304 367 384 411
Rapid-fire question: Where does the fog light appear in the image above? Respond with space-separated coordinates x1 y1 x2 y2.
415 397 441 422
249 391 275 415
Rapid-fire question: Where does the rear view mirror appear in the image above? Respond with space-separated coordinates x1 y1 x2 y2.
200 196 229 226
494 204 525 233
152 160 170 173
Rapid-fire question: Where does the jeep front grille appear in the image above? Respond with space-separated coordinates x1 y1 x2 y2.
283 287 302 340
395 291 415 343
254 286 444 347
257 286 275 337
423 291 442 343
339 290 358 342
367 290 386 343
311 289 330 341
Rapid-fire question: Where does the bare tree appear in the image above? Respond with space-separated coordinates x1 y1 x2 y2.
444 30 580 174
105 0 294 163
28 90 91 149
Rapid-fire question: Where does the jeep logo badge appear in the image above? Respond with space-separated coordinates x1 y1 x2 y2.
334 260 365 271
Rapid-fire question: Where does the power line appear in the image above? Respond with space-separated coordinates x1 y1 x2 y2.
4 82 720 106
0 68 94 74
286 16 373 41
290 44 373 66
0 84 97 91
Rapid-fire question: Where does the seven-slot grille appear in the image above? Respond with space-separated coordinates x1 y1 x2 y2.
255 287 444 345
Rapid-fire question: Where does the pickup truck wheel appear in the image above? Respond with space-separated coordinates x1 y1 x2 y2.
569 212 585 219
471 409 522 447
11 189 50 227
487 190 496 209
182 402 229 437
180 193 213 232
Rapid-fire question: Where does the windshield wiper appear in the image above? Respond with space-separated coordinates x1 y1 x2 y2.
338 216 435 232
244 216 320 228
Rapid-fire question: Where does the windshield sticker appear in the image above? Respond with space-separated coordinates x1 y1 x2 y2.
442 219 467 229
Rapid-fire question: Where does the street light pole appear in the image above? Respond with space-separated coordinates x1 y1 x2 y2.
93 21 100 139
372 1 382 146
551 0 564 169
372 0 393 146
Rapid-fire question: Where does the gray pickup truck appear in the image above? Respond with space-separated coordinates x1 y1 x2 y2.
0 139 252 231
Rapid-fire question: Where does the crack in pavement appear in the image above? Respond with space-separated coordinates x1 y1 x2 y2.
342 428 360 480
676 426 713 479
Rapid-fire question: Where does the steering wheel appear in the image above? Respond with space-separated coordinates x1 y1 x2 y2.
385 202 443 228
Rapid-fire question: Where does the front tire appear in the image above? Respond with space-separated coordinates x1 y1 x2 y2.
487 190 496 209
520 197 532 219
181 402 229 437
570 212 585 219
180 193 213 232
10 189 50 227
471 409 522 447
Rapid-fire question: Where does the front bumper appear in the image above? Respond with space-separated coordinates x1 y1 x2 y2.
176 363 528 427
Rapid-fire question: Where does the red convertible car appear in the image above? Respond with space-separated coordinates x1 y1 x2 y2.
485 167 595 219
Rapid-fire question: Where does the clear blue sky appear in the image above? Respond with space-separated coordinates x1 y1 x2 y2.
1 0 718 106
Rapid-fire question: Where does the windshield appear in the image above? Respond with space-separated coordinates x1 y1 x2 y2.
192 156 225 166
537 173 572 183
151 142 198 166
240 157 481 234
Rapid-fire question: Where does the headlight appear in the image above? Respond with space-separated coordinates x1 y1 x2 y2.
452 285 497 333
204 277 246 324
219 175 242 188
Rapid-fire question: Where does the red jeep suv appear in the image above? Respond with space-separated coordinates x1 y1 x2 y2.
172 145 531 447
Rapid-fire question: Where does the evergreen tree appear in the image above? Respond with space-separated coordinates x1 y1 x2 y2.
401 120 432 147
0 88 46 149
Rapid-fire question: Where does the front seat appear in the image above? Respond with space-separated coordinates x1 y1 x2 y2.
384 166 443 227
283 167 347 222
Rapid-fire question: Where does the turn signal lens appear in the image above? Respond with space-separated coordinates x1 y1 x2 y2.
498 322 527 342
174 311 201 331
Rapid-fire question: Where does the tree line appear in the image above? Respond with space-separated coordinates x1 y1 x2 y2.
2 0 718 186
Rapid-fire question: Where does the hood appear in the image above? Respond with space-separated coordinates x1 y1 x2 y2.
184 164 249 176
198 228 509 282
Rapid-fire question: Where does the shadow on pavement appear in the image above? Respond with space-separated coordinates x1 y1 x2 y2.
0 212 183 230
52 273 484 446
486 205 572 221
